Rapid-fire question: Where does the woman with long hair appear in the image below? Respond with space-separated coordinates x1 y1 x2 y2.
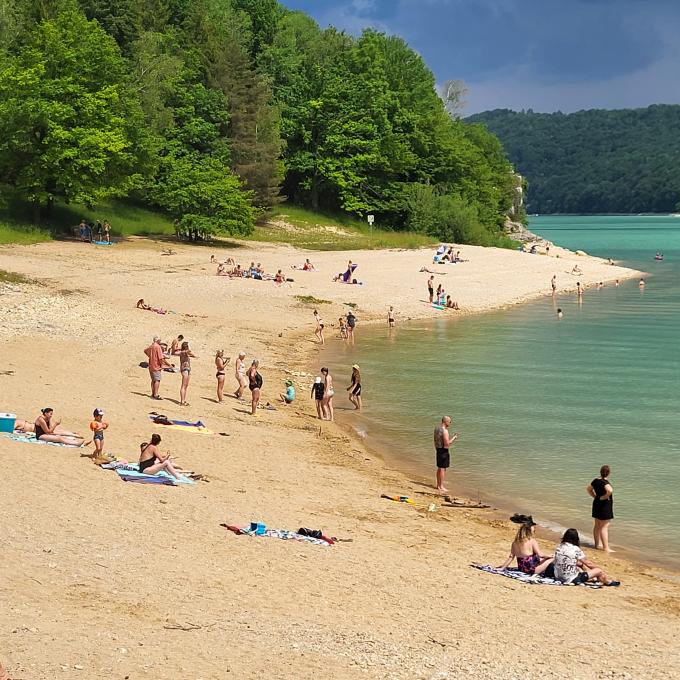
587 465 615 552
178 341 198 406
321 367 334 421
247 359 263 415
497 519 553 575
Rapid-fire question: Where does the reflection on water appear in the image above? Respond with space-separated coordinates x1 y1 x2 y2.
324 216 680 566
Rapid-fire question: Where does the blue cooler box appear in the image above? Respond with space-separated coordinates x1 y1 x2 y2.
0 413 16 433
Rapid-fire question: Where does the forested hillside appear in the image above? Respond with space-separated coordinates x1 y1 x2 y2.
467 106 680 214
0 0 518 245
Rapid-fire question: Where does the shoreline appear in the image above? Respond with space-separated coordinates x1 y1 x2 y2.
1 236 677 680
313 307 680 578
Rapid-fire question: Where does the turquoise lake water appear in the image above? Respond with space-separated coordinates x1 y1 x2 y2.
327 215 680 567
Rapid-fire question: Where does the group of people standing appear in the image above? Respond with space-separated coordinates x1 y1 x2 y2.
77 219 112 243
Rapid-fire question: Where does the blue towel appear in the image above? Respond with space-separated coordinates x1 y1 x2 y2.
92 240 114 246
1 432 78 448
115 465 194 485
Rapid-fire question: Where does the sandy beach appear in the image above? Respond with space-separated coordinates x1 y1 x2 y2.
1 237 677 680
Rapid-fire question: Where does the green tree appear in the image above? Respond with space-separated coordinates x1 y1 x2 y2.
0 8 150 218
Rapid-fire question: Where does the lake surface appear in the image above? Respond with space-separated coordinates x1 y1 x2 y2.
326 215 680 566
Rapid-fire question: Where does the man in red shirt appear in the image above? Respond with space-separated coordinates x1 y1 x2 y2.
144 336 172 400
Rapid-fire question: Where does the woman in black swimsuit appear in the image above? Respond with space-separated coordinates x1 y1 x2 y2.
347 364 362 411
247 359 263 415
215 350 229 403
587 465 614 553
138 433 183 479
34 408 90 447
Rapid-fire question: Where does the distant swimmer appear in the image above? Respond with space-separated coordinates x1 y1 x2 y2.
557 308 563 319
576 281 583 296
615 279 620 286
655 252 664 261
639 278 646 288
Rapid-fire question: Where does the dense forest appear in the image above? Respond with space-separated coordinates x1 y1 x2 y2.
0 0 519 245
467 106 680 214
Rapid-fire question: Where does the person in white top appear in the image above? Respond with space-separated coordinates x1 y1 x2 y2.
553 529 619 586
234 351 247 400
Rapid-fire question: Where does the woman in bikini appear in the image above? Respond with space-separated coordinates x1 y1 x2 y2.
177 341 198 406
497 519 553 576
14 418 79 437
234 351 247 399
321 367 334 421
33 408 91 447
247 359 263 415
215 350 229 403
138 434 183 479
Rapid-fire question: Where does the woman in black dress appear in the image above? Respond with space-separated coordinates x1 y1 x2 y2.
587 465 614 552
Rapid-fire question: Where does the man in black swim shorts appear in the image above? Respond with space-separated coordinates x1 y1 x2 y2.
433 416 457 492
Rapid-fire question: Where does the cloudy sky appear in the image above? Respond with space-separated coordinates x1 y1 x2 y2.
280 0 680 114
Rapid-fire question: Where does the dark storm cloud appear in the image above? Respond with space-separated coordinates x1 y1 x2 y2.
280 0 680 112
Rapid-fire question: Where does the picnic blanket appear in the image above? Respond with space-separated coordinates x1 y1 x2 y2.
1 432 80 448
471 564 601 588
92 240 114 246
115 464 194 485
147 414 213 434
222 524 332 546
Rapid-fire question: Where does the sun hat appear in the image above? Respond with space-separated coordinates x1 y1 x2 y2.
239 350 246 357
284 380 293 386
352 364 360 370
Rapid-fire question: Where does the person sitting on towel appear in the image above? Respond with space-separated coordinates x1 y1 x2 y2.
138 433 184 479
33 408 91 447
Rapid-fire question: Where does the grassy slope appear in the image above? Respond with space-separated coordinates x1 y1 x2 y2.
248 204 436 251
0 198 175 245
1 199 433 251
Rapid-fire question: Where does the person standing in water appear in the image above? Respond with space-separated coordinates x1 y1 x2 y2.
427 275 434 303
551 275 557 295
313 310 325 344
433 416 458 492
311 377 325 419
557 308 563 319
587 465 615 553
388 306 395 328
347 364 362 411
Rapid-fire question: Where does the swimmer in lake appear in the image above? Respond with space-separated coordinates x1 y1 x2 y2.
557 308 563 319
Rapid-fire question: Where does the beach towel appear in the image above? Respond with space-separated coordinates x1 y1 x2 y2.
221 524 331 546
1 432 81 448
115 465 194 485
471 564 601 588
147 414 213 434
92 240 114 246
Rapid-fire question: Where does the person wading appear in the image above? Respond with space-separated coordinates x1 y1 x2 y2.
434 416 458 492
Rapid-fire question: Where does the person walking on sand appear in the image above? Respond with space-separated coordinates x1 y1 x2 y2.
234 351 247 399
551 275 557 295
89 408 108 458
388 306 395 328
321 366 334 421
247 359 263 415
347 364 362 411
434 416 458 492
427 275 434 303
145 336 172 400
587 465 615 553
311 376 325 419
314 309 325 344
215 350 229 403
178 341 198 406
